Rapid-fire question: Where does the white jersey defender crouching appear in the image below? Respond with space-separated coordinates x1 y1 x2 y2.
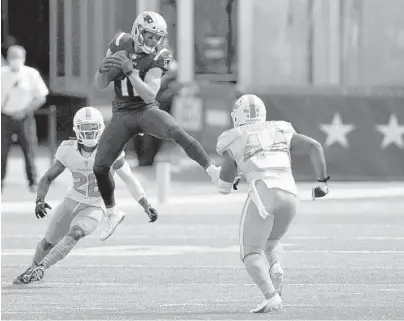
13 107 157 285
216 94 330 313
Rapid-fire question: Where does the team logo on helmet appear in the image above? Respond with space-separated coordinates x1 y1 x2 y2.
143 14 154 24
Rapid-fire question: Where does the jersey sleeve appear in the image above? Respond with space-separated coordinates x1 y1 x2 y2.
273 121 296 146
54 140 74 167
216 129 240 156
108 32 135 54
151 48 173 74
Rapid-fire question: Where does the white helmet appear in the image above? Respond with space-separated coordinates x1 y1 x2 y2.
73 107 105 147
231 94 267 127
131 11 168 54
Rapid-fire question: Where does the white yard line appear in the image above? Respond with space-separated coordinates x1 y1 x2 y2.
3 264 404 269
2 245 404 257
1 185 404 214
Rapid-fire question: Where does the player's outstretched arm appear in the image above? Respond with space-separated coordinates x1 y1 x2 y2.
217 151 238 195
290 133 328 180
290 133 330 199
35 160 66 218
113 159 158 222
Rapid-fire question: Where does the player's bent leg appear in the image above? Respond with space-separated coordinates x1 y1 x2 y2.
93 115 133 209
239 195 282 313
13 197 74 285
31 206 103 282
31 225 86 282
139 107 219 182
44 198 77 246
265 242 284 296
265 189 297 297
94 115 132 239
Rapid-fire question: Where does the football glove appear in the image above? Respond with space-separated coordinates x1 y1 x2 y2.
102 52 134 76
233 173 243 191
139 197 158 223
312 176 330 200
35 197 52 219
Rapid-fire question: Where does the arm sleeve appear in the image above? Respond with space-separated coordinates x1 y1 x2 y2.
275 121 296 147
216 129 239 156
116 160 146 202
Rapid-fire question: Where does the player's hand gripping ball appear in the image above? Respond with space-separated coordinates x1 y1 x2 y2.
99 50 134 80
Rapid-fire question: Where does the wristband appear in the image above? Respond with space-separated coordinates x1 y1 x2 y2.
318 176 330 183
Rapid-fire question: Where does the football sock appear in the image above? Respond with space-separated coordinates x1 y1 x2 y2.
168 126 212 169
40 236 77 269
106 206 117 216
244 253 276 299
32 240 52 266
94 170 116 208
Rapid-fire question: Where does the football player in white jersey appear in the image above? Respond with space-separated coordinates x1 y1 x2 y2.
13 107 157 284
216 94 329 313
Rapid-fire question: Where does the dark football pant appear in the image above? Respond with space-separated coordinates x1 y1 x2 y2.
93 106 212 207
1 113 37 188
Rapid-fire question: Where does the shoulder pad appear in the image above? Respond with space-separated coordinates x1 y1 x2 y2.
55 140 76 164
109 32 134 54
216 128 241 156
151 48 173 72
270 121 295 133
60 140 76 147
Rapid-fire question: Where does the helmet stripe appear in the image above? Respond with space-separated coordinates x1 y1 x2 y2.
85 107 91 118
247 95 256 118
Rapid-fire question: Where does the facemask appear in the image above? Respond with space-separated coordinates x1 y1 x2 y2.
9 58 24 70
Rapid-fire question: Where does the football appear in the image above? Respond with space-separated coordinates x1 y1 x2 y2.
104 50 129 82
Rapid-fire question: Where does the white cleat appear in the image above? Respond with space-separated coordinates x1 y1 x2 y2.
270 262 284 297
249 293 282 313
100 210 126 241
206 164 221 183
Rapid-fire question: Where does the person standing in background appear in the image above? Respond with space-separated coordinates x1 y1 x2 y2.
1 45 49 193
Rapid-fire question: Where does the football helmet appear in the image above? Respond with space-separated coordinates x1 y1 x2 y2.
231 94 267 127
73 107 105 147
131 11 168 54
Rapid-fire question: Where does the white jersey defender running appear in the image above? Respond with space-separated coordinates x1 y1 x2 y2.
216 94 330 313
13 106 157 285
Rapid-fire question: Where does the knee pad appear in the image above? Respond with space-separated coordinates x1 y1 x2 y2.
67 225 86 241
93 164 111 176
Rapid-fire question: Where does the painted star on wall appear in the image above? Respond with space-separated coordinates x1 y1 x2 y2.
319 113 355 148
376 114 404 149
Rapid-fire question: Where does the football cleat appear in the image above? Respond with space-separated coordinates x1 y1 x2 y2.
100 209 126 241
13 265 37 284
249 293 282 313
270 262 284 297
30 264 46 282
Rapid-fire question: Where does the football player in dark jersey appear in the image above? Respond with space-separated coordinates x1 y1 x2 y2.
94 11 220 240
